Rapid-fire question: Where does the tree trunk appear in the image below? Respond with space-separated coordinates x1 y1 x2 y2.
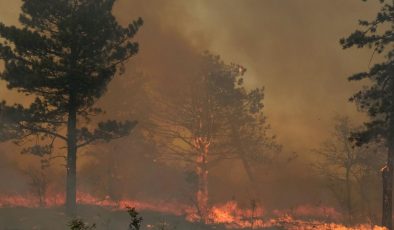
382 79 394 230
240 156 259 201
345 167 352 226
241 156 255 183
196 147 209 223
382 145 394 230
66 92 77 217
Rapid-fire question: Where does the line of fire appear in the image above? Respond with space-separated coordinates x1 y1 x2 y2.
0 0 393 230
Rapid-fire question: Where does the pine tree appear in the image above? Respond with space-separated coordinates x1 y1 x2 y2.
340 0 393 228
0 0 142 216
151 53 279 222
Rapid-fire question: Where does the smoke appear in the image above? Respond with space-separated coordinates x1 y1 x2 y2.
0 0 384 221
111 0 380 153
0 0 381 153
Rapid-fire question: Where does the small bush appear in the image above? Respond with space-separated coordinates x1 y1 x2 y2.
68 219 96 230
67 207 143 230
127 207 143 230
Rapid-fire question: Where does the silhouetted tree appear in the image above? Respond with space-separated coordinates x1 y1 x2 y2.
314 117 383 225
78 71 158 201
152 53 278 222
340 1 393 227
25 166 50 207
0 0 142 216
222 86 279 183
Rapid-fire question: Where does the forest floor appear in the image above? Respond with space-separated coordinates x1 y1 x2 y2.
0 205 385 230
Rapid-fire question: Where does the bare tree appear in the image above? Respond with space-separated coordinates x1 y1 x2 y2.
314 116 383 225
25 166 50 207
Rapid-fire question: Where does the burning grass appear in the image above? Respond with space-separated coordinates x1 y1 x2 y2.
0 192 387 229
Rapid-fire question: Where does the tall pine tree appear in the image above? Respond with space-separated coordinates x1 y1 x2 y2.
340 0 393 228
0 0 142 216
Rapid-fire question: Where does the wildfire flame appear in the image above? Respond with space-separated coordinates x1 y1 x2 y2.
0 192 387 230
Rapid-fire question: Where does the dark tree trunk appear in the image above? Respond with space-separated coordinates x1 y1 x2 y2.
382 145 394 230
241 157 255 183
382 80 394 230
66 92 77 217
241 156 259 200
345 167 352 226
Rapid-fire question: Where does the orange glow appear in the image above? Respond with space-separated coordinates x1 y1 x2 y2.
0 193 387 230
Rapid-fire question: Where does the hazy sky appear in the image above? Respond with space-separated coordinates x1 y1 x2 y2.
0 0 381 155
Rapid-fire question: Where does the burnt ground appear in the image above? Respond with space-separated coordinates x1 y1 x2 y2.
0 205 283 230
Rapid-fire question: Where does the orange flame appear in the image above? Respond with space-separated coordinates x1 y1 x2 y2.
0 192 387 230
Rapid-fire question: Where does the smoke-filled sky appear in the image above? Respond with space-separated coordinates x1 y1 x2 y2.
0 0 381 155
